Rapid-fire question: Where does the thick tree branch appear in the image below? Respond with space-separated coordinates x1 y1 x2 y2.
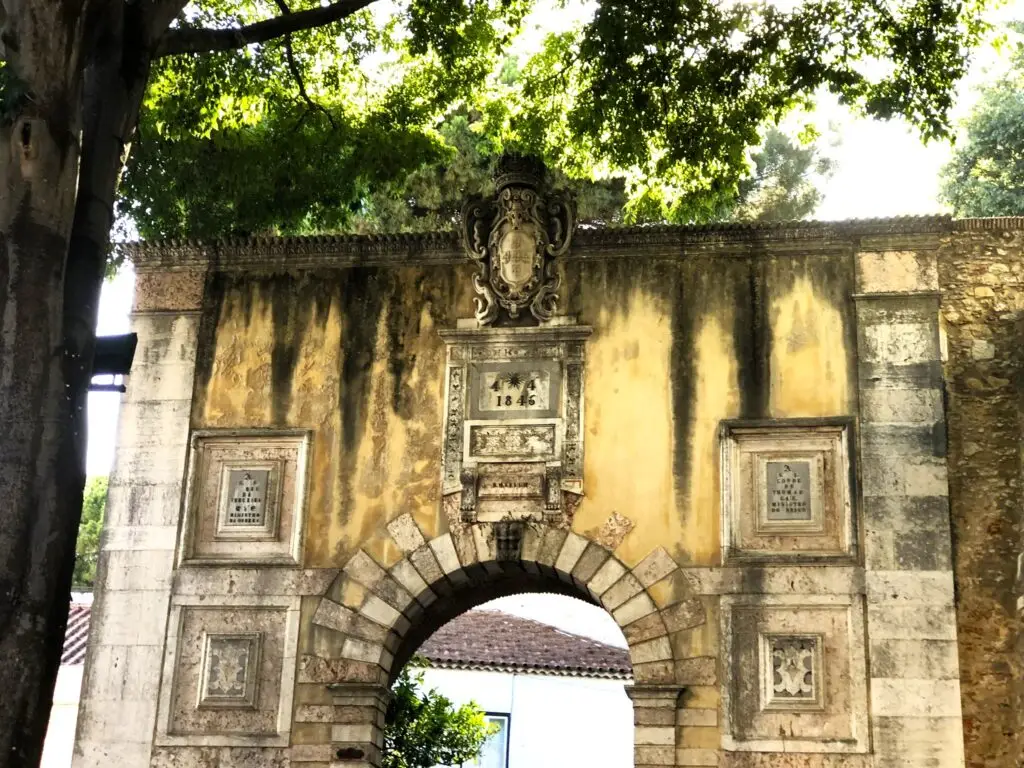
272 0 337 129
154 0 376 57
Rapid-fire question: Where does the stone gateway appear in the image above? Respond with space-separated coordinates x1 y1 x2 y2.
74 165 1024 768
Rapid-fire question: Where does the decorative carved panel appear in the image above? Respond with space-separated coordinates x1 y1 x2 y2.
180 430 311 565
460 155 574 325
198 633 262 709
721 596 868 754
761 634 824 712
440 324 590 526
720 419 855 563
156 598 300 747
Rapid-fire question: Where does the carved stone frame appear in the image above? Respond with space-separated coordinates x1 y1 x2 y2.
155 595 301 748
720 418 856 564
439 322 590 526
197 631 263 710
720 594 869 754
758 632 826 713
178 429 312 566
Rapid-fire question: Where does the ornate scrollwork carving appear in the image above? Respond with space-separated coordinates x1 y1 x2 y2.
460 155 575 325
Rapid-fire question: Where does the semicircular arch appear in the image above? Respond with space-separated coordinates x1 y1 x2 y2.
309 513 708 687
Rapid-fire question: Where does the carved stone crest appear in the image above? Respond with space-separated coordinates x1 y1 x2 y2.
461 155 575 325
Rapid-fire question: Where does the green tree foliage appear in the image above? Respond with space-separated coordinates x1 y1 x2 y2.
383 662 496 768
940 26 1024 217
729 128 837 222
72 477 107 589
343 118 835 233
119 0 986 241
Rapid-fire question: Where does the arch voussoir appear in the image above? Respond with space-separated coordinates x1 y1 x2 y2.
308 513 721 768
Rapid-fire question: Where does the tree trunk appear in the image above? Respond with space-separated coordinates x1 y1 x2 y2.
0 21 87 768
0 2 139 765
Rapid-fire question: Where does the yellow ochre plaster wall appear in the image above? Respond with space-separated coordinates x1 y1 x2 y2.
190 252 856 573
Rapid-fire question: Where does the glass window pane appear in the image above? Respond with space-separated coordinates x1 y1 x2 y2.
469 714 509 768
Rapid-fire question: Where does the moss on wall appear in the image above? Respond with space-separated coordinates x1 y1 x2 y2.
190 250 857 575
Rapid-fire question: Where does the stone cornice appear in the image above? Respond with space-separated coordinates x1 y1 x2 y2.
121 215 1024 273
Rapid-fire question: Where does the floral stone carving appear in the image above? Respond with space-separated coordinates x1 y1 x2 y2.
761 634 824 712
461 155 575 325
198 632 262 709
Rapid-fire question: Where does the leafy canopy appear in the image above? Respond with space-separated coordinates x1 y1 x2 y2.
940 24 1024 217
383 662 496 768
121 0 989 239
345 113 836 233
72 477 107 589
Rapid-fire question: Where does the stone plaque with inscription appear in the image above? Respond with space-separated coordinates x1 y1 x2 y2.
720 420 854 562
766 461 812 521
469 360 560 419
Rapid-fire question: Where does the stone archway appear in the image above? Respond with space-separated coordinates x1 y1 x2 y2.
304 513 711 768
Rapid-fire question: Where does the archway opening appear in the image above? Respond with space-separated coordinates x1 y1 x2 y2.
388 560 608 680
394 584 634 768
314 526 701 768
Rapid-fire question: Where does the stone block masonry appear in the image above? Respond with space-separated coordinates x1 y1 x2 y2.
939 221 1024 768
71 216 1024 768
855 247 965 768
73 294 204 766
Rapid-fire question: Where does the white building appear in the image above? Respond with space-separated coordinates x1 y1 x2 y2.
418 609 634 768
44 599 634 768
42 597 92 768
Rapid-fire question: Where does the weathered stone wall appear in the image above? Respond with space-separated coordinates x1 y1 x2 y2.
74 217 1012 768
74 271 205 767
940 221 1024 768
179 248 861 577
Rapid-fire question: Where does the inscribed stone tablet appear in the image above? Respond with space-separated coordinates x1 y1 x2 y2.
468 360 561 420
225 469 269 527
766 461 812 521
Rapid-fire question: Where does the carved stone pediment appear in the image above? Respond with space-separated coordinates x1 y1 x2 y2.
461 155 575 325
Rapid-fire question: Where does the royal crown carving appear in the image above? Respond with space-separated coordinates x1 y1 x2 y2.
461 155 576 325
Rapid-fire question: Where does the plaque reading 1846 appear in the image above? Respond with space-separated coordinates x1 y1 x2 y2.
468 360 561 420
766 461 812 521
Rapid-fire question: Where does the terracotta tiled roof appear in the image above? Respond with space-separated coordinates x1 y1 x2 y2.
418 610 632 679
62 603 92 665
